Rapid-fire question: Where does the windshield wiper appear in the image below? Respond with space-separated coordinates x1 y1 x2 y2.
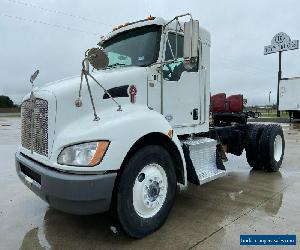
106 63 126 69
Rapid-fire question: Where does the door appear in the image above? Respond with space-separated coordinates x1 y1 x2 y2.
162 32 200 127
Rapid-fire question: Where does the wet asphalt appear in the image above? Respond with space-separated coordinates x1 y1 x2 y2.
0 117 300 250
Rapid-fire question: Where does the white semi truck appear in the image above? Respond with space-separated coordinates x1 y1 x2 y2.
16 14 285 238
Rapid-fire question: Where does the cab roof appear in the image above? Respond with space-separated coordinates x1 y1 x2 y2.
99 16 211 46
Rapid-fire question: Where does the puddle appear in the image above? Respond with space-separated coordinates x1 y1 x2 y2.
228 190 244 200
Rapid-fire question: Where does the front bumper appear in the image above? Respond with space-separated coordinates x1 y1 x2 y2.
15 152 117 215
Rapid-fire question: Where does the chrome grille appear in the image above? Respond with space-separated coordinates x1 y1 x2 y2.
21 98 48 156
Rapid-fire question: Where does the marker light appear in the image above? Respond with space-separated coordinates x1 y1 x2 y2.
58 141 110 167
167 129 173 138
147 15 155 20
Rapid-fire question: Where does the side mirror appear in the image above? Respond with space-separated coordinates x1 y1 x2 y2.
183 19 199 69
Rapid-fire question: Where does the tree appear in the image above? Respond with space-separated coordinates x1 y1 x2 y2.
0 95 16 108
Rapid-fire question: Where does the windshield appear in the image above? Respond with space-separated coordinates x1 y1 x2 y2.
102 25 161 68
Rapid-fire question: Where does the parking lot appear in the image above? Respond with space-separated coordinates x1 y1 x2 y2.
1 117 300 249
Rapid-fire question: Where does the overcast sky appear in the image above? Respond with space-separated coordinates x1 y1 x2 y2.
1 0 300 105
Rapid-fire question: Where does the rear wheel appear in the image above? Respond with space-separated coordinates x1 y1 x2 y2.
245 124 265 169
259 124 285 172
116 145 176 238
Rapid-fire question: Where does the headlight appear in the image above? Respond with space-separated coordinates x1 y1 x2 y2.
58 141 110 166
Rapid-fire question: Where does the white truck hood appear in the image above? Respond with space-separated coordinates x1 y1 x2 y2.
42 66 147 98
21 66 148 161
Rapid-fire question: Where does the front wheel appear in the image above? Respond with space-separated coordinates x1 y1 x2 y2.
116 145 177 238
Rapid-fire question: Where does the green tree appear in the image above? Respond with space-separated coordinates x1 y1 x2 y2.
0 95 15 108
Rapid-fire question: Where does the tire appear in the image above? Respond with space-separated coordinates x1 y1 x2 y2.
259 124 285 172
245 124 265 169
116 145 177 238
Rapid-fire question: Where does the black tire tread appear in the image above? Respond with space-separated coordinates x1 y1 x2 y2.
245 124 265 169
116 145 176 238
259 124 285 172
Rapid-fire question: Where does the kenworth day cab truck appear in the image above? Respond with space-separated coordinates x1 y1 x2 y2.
16 14 285 238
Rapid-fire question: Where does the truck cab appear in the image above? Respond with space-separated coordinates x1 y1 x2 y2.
98 16 211 134
15 14 285 238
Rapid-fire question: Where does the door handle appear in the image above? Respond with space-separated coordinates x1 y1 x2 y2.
192 108 199 120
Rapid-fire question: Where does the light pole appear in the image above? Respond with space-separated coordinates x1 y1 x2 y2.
269 90 271 106
277 51 282 117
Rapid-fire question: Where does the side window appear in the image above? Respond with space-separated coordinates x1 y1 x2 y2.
163 33 197 81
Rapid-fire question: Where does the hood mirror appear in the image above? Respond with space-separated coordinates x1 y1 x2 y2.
87 48 109 70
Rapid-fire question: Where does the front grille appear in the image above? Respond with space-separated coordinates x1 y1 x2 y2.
21 98 48 156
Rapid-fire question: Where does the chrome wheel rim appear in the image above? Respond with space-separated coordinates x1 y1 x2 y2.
132 163 168 218
274 134 283 162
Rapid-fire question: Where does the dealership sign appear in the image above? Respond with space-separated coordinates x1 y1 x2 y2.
264 32 299 55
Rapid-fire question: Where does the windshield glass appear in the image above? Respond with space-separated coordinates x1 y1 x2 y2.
102 25 161 68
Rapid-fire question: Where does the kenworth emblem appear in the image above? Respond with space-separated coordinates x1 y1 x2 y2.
128 85 137 103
